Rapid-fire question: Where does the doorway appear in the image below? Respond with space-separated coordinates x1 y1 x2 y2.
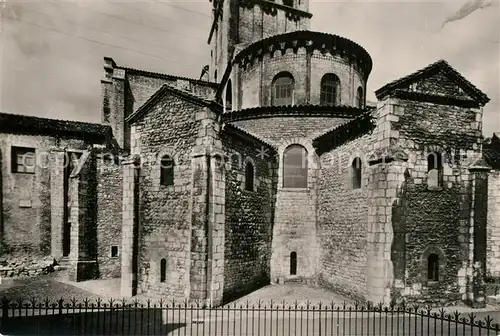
290 252 297 275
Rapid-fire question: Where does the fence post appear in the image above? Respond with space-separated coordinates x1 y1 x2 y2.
1 297 9 324
58 298 64 315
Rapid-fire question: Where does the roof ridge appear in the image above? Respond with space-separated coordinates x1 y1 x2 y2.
119 66 218 87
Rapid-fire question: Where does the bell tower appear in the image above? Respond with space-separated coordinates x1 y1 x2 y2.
207 0 313 83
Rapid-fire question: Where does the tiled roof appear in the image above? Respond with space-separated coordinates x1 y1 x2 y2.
0 112 111 140
126 84 222 124
223 123 277 150
222 104 367 123
312 108 376 155
375 59 490 105
120 66 218 88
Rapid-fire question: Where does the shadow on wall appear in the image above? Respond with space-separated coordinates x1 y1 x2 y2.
390 168 411 305
0 309 186 335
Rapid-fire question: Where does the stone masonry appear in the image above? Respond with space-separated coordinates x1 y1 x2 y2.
2 0 499 309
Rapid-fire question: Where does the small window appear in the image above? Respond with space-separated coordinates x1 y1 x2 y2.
214 70 218 83
225 79 232 112
352 157 362 189
356 87 363 108
160 155 174 186
283 0 294 7
272 72 294 106
428 254 439 281
11 147 36 174
111 246 118 258
290 252 297 275
245 161 254 191
283 145 308 188
160 258 167 283
320 73 340 106
427 152 443 187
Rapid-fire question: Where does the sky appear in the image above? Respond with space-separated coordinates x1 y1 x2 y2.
0 0 499 135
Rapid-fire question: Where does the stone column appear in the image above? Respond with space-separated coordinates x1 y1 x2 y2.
50 148 66 259
121 156 140 297
468 159 491 308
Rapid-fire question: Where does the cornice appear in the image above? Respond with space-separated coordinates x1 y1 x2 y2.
234 30 373 78
222 104 367 123
239 0 312 21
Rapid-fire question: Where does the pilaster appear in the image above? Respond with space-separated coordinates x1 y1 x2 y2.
468 159 491 308
50 148 66 259
121 156 141 297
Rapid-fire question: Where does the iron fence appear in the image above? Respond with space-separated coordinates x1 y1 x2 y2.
1 297 500 335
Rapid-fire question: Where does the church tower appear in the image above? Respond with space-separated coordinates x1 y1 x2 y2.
207 0 313 83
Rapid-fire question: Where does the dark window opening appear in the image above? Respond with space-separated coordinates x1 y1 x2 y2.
283 0 294 7
11 147 36 174
427 254 439 281
320 73 340 106
160 258 167 283
356 87 364 108
283 145 308 188
245 161 254 191
427 152 443 187
111 246 118 258
272 72 294 106
225 79 232 112
352 157 362 189
290 252 297 275
160 156 174 186
214 70 218 83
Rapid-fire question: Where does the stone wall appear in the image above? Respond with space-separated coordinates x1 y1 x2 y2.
231 116 349 146
377 94 483 305
0 134 89 257
316 133 372 300
130 93 201 298
487 170 500 276
236 48 366 110
222 131 275 302
270 139 318 282
96 156 123 279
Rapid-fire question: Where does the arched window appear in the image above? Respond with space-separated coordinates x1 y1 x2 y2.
272 72 294 106
290 252 297 275
352 157 362 189
320 73 340 106
160 155 174 186
427 254 439 281
356 87 363 108
283 145 308 188
245 161 254 191
427 152 443 187
160 258 167 283
283 0 294 7
225 79 232 112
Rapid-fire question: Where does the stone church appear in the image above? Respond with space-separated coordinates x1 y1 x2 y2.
1 0 499 307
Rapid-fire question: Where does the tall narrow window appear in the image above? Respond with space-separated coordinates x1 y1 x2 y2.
356 87 364 108
160 258 167 283
245 161 254 191
352 157 362 189
214 70 218 83
283 145 308 188
427 254 439 281
272 72 294 106
160 155 174 186
225 79 232 112
290 252 297 275
320 73 340 106
427 152 443 187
